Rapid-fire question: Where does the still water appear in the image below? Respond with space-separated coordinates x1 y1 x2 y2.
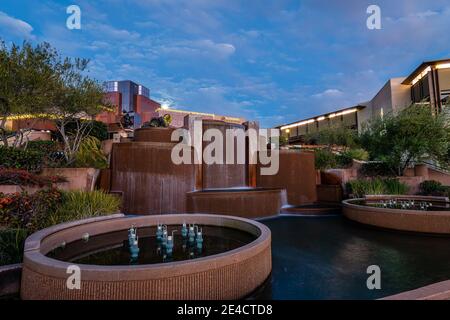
47 226 256 265
254 216 450 300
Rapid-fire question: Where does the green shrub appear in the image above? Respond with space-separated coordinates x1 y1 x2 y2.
347 178 384 198
74 136 108 169
279 135 289 147
419 180 445 196
0 146 44 172
305 126 360 148
0 228 28 266
360 104 450 176
336 153 353 168
315 149 337 170
26 140 63 165
0 168 66 187
88 121 109 141
316 148 370 170
43 190 120 227
26 140 59 155
383 178 410 195
359 161 395 177
0 189 63 232
342 148 369 161
346 178 409 198
1 190 120 265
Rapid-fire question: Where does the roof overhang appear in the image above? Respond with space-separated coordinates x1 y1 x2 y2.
402 59 450 85
277 105 365 130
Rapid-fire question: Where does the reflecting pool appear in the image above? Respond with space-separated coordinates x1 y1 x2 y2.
254 216 450 300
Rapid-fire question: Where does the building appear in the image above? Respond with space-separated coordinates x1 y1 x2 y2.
277 59 450 143
279 106 365 143
152 107 244 127
99 80 245 130
98 80 161 129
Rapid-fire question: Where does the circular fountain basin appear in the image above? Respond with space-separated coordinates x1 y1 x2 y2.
21 214 271 300
343 195 450 234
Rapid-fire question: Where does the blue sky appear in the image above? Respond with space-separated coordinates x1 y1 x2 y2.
1 0 450 127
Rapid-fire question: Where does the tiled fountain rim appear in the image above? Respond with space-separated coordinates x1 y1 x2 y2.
22 213 271 281
382 280 450 300
342 195 450 235
343 195 450 216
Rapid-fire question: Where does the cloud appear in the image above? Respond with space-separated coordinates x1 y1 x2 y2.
196 39 236 57
312 89 343 98
0 11 34 38
134 21 158 28
386 9 440 22
86 22 140 41
14 0 450 128
241 29 260 38
159 39 236 59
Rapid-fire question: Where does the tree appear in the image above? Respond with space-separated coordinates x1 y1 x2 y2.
50 58 106 165
360 104 450 176
0 40 108 165
304 126 360 150
0 41 60 146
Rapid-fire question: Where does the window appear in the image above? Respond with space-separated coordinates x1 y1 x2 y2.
103 81 119 92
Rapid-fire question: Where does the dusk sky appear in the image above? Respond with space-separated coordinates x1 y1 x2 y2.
1 0 450 127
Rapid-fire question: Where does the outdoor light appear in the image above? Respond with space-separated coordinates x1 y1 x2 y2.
128 226 137 246
412 66 432 85
181 223 188 238
166 235 174 255
162 227 168 247
336 108 358 116
129 239 140 260
156 224 163 240
436 63 450 70
196 229 204 249
188 225 195 243
82 233 89 242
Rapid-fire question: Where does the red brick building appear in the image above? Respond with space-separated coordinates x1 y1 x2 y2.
99 80 245 129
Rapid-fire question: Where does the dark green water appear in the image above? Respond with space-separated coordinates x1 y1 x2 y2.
47 226 255 265
254 216 450 300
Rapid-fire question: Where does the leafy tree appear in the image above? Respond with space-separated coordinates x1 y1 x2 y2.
305 126 360 149
53 120 108 142
0 41 59 146
360 104 450 176
1 40 108 165
50 59 106 165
